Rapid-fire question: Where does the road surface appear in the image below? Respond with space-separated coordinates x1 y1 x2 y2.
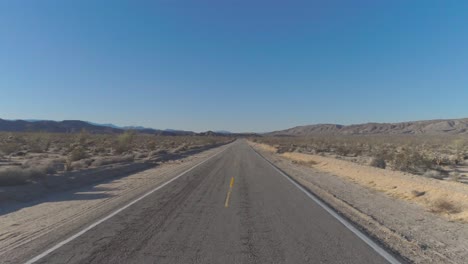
27 140 398 263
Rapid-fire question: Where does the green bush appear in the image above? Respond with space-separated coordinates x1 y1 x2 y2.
115 131 135 154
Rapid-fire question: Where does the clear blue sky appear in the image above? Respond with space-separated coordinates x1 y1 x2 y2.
1 1 468 132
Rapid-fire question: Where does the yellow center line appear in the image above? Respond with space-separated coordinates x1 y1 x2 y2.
224 177 235 208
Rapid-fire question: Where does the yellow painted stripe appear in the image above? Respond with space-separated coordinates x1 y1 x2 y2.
224 177 235 208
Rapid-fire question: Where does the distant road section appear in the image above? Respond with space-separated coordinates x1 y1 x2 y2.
26 140 398 264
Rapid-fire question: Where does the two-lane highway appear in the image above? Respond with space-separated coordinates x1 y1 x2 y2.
27 140 398 263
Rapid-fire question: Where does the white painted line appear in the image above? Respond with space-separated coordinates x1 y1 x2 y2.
24 144 231 264
251 147 401 264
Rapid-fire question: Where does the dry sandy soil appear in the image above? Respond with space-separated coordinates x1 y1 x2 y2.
0 143 231 262
250 142 468 264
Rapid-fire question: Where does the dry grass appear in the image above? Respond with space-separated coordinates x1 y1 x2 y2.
251 141 468 222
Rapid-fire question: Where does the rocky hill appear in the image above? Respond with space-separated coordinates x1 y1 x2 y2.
268 118 468 136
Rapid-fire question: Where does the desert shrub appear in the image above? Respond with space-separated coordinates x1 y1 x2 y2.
423 170 445 180
65 159 72 171
253 135 468 179
92 154 134 166
70 161 85 170
115 131 135 154
92 146 107 155
392 148 432 174
148 149 168 158
43 160 64 174
431 198 461 214
335 145 351 156
65 157 94 171
448 172 461 182
147 141 157 151
277 145 295 154
370 157 386 169
0 142 21 155
173 144 188 153
84 158 94 166
28 142 44 153
22 159 61 175
0 167 45 186
77 129 90 145
17 133 51 153
69 146 87 161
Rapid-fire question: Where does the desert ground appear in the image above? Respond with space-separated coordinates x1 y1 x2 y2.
1 129 468 263
0 131 232 202
249 135 468 263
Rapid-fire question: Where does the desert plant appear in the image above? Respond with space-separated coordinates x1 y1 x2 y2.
69 146 87 161
423 170 445 180
65 158 73 171
77 129 90 145
0 142 21 155
115 131 135 154
392 148 432 174
92 154 134 166
370 157 386 169
0 167 45 186
70 158 94 170
448 172 461 182
147 140 157 151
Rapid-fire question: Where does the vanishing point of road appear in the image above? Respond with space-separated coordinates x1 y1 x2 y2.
26 140 401 264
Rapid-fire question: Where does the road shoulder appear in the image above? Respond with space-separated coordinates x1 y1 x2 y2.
0 143 230 263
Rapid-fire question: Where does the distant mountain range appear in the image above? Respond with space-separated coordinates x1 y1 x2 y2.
267 118 468 136
4 117 467 137
86 122 194 135
0 119 198 136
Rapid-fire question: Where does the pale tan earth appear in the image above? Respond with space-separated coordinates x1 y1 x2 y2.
0 144 230 261
250 141 468 264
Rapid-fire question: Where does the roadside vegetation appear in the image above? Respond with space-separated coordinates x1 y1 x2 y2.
250 135 468 221
0 131 231 186
251 135 468 181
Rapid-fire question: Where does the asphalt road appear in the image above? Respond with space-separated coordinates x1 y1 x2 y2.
29 140 396 264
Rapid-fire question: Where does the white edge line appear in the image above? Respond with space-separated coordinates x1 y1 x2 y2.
24 144 231 264
250 147 402 264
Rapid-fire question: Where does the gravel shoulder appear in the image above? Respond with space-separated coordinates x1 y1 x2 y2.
250 142 468 264
0 143 231 263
